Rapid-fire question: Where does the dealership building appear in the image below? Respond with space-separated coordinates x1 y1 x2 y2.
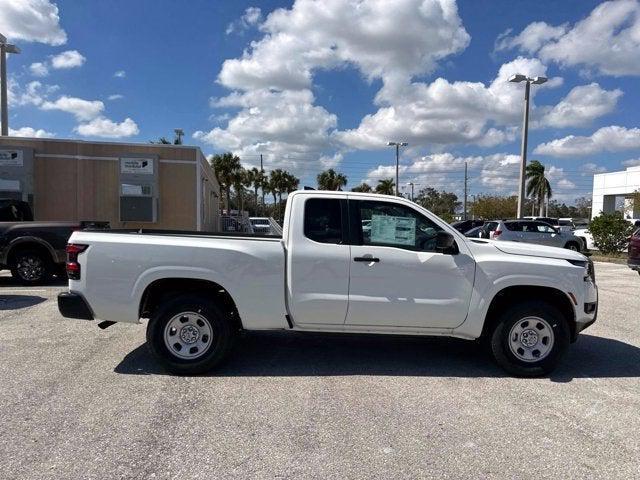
592 165 640 219
0 137 220 230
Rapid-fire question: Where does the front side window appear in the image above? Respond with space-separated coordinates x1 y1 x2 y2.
536 223 556 233
354 200 443 251
304 198 344 244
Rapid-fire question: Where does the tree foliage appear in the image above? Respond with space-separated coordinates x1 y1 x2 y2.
317 169 348 190
547 197 592 219
211 152 242 212
415 187 460 222
351 183 372 192
588 211 633 255
526 160 552 216
375 178 395 195
471 195 517 220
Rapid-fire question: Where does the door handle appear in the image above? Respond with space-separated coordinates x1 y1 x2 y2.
354 256 380 262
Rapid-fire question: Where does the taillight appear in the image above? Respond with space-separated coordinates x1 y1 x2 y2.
66 244 88 280
493 228 502 237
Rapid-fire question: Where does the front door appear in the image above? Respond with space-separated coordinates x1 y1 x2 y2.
346 198 475 329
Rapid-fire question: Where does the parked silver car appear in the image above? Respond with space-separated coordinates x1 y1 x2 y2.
488 220 583 251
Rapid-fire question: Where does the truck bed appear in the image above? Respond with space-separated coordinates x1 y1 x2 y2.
103 228 282 239
69 229 287 329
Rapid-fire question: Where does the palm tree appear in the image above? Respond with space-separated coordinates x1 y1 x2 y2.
269 169 285 219
526 160 552 216
211 152 242 212
246 167 265 215
375 178 395 195
317 169 348 190
351 183 372 192
231 167 250 213
283 171 300 196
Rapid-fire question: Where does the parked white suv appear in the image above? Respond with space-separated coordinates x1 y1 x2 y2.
489 220 583 251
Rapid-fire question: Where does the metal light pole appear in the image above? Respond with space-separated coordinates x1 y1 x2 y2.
508 74 547 218
0 33 20 136
387 141 408 196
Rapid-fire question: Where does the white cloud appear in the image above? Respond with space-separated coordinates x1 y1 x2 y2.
0 0 67 45
538 83 622 128
495 22 567 54
226 7 262 35
29 62 49 77
497 0 640 76
337 57 559 149
7 126 55 138
50 50 86 69
581 162 607 175
195 88 337 174
534 126 640 157
622 158 640 167
219 0 469 92
108 94 124 101
74 117 139 138
8 79 59 107
40 95 104 121
113 70 126 78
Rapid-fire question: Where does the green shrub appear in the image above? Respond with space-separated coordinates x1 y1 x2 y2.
588 211 633 255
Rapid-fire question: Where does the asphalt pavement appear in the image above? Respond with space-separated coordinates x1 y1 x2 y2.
0 263 638 479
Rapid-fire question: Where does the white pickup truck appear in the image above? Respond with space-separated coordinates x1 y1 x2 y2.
58 191 598 377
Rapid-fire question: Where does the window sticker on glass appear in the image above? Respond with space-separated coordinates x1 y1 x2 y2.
370 215 416 245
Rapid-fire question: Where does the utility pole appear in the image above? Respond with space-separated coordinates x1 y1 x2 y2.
260 153 264 216
463 161 468 221
387 141 408 196
0 34 21 136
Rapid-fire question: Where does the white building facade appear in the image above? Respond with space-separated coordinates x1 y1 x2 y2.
592 166 640 219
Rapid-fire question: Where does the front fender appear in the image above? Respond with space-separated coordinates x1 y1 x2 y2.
453 260 580 339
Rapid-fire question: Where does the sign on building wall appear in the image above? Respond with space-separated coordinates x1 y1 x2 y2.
0 150 24 167
120 158 154 175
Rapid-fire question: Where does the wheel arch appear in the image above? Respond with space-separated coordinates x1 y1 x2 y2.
481 285 576 341
6 238 56 267
138 278 243 332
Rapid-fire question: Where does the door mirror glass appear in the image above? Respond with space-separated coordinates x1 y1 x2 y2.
435 231 458 254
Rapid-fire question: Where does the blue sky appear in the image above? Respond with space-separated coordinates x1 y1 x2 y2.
3 0 640 202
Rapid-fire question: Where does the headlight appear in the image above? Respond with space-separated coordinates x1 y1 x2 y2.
567 258 595 283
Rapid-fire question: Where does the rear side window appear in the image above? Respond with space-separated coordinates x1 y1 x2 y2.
304 198 344 244
504 222 520 231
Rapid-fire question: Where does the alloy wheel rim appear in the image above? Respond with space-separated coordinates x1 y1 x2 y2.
17 255 44 281
508 316 555 363
163 311 213 360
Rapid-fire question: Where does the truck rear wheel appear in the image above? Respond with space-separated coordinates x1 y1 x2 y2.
489 301 570 377
146 294 235 375
10 249 52 285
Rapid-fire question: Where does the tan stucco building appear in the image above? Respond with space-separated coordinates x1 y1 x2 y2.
0 137 220 231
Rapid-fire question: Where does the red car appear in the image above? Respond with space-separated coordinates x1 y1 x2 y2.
629 227 640 274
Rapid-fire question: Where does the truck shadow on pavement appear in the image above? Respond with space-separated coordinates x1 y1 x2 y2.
114 331 640 381
0 294 46 310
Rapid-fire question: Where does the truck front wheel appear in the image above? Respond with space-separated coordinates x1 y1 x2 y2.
146 294 235 375
489 301 570 377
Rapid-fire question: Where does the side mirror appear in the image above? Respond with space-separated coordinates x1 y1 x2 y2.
436 231 458 254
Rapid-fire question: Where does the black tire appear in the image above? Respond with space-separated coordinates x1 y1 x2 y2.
490 301 570 377
146 294 235 375
564 241 580 252
10 249 53 285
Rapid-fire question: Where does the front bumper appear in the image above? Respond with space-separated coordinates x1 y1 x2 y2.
58 292 94 320
572 283 598 341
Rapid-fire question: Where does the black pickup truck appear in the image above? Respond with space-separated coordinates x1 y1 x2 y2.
0 199 108 284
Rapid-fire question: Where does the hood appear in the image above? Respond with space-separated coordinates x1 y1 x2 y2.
475 239 586 261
